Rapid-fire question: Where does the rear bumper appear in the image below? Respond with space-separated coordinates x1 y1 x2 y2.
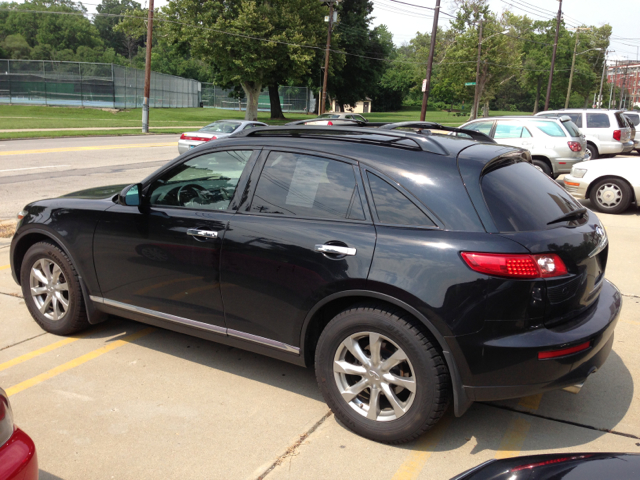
550 155 588 174
177 140 206 154
448 279 621 407
622 141 635 153
0 428 38 480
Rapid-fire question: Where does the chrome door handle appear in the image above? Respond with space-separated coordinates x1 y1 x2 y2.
187 228 218 239
314 244 356 256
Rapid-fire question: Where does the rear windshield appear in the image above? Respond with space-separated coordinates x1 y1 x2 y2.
530 120 566 137
482 161 582 232
614 112 627 128
625 113 639 126
561 120 581 137
201 122 241 133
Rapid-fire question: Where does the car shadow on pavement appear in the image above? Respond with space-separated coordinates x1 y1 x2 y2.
39 471 64 480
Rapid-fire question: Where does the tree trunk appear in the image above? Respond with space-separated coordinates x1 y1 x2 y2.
533 77 541 114
482 101 489 117
268 84 285 120
241 81 261 121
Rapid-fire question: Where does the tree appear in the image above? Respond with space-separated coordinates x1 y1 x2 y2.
95 0 143 58
1 34 32 58
112 7 148 61
163 0 326 120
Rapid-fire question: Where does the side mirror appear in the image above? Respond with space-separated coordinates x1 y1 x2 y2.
118 184 143 206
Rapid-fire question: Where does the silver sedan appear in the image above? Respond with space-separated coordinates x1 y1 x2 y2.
178 120 267 153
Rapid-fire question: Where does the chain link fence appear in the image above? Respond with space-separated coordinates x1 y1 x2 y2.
201 84 309 113
0 59 200 108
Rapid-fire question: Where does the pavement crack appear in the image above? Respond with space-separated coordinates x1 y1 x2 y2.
0 332 47 352
256 410 333 480
480 402 640 440
0 291 22 299
622 293 640 299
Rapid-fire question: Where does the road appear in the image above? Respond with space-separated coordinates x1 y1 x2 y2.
0 135 180 221
0 136 639 479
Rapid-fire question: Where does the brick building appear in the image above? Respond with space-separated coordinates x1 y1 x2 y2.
607 60 640 109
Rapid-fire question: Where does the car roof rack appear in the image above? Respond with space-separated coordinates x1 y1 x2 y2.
378 122 495 144
235 126 452 153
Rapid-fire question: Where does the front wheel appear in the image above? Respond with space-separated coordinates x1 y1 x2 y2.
315 304 450 444
589 178 632 214
20 242 90 335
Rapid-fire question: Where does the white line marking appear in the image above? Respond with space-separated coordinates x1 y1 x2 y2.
0 165 71 173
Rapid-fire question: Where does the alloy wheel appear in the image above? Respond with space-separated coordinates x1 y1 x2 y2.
596 183 622 208
333 332 416 422
30 258 70 321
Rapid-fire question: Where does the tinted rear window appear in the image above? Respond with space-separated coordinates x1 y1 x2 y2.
531 120 566 137
561 120 581 137
587 113 611 128
626 113 640 126
482 161 582 232
367 173 435 227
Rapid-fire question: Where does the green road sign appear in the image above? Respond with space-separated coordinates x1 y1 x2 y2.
465 82 476 86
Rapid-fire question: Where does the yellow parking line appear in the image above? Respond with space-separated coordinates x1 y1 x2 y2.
625 320 640 326
495 417 531 459
517 394 543 410
0 264 10 271
6 327 155 397
391 414 452 480
0 143 174 156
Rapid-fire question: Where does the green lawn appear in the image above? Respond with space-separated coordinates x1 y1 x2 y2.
0 104 532 139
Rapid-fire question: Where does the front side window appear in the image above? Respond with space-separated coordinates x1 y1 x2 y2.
530 120 566 137
586 113 611 129
148 150 253 210
250 152 365 221
367 173 435 227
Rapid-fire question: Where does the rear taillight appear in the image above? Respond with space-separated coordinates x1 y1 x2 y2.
461 252 568 279
0 388 14 447
180 134 214 142
538 341 591 360
613 129 621 141
327 121 334 126
567 141 582 152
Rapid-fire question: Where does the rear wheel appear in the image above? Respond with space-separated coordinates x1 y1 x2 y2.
20 242 90 335
315 304 450 444
589 178 632 214
532 160 552 176
586 144 599 160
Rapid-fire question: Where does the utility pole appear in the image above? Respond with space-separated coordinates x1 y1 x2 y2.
620 63 630 109
471 20 483 121
142 0 154 133
597 52 608 108
320 0 338 115
544 0 562 111
420 0 441 121
609 60 617 109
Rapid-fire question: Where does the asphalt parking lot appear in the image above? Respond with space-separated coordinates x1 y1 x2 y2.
1 136 640 479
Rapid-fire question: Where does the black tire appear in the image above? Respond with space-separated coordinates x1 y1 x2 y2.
586 144 599 160
589 178 633 214
532 159 552 176
20 241 90 335
315 304 450 444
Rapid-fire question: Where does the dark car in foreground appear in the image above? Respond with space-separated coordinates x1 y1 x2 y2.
0 388 38 480
10 126 620 443
452 452 640 479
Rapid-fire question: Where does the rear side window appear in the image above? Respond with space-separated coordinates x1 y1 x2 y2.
367 173 435 227
562 120 581 137
251 152 365 220
465 121 493 135
531 121 566 137
626 113 640 126
481 161 582 232
587 113 611 128
494 122 528 139
565 113 582 128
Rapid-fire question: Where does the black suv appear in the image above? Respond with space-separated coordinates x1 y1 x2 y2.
10 126 620 444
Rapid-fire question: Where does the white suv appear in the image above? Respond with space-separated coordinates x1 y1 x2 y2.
536 109 633 160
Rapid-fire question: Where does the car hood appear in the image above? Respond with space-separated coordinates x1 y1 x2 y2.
575 157 640 174
59 184 129 200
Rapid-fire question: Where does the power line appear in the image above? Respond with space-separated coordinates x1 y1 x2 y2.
385 0 455 18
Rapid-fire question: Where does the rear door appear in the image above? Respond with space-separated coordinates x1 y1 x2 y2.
492 121 532 150
219 149 376 349
480 160 608 326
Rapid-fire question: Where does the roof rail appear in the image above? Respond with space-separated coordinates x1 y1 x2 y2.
234 126 447 153
379 122 495 144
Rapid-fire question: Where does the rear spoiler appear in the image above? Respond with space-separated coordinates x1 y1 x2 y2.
378 122 496 144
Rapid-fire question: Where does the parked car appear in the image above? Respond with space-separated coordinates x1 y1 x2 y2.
318 112 369 123
451 452 640 480
564 157 640 213
285 116 365 126
457 116 587 177
0 388 38 480
11 125 620 444
622 111 640 153
536 109 634 160
178 120 267 153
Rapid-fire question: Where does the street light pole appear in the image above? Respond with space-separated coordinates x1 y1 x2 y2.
471 20 483 121
419 0 441 122
544 0 562 111
597 52 608 108
142 0 154 133
320 0 337 115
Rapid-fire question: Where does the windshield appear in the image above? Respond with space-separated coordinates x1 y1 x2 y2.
482 161 582 232
200 122 241 133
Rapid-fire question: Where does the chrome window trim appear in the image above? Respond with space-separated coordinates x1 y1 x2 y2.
90 296 300 355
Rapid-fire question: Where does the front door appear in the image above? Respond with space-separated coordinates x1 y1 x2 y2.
93 149 257 329
220 150 376 349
